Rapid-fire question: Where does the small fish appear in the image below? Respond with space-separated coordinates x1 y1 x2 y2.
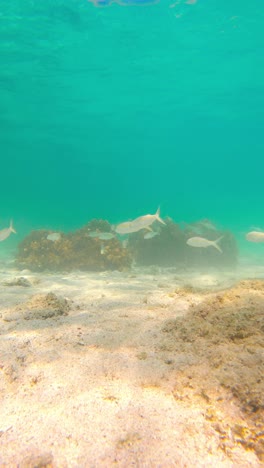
246 231 264 243
0 220 16 241
187 225 204 235
47 232 61 242
88 231 101 238
115 207 165 235
100 244 105 255
187 236 223 253
179 222 203 235
198 219 217 231
98 232 115 240
144 231 159 240
115 221 139 235
132 207 165 230
88 231 115 240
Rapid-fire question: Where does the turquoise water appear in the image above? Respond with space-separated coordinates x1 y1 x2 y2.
0 0 264 255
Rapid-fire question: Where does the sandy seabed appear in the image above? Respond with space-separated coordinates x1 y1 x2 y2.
0 258 263 467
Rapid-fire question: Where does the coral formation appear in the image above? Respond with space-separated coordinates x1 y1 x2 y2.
16 220 131 272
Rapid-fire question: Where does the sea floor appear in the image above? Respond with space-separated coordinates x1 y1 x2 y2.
0 257 264 467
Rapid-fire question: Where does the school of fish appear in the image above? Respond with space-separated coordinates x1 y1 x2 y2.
1 209 263 259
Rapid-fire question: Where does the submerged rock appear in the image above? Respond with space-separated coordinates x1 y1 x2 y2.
3 277 32 287
16 220 131 272
2 292 70 321
128 218 238 269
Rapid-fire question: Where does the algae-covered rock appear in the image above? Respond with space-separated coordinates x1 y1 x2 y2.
16 218 237 271
16 220 131 272
128 218 237 268
3 277 32 287
2 292 70 321
128 218 186 267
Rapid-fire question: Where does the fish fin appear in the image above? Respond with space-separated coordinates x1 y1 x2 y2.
145 226 153 232
212 236 223 253
155 207 166 225
10 220 16 234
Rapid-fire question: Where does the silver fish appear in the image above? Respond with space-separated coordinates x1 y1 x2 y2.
115 221 140 235
187 225 204 235
246 231 264 243
47 233 61 242
187 236 223 253
0 220 16 241
98 233 115 240
198 220 217 231
88 231 115 240
115 207 165 235
88 231 101 238
144 231 159 240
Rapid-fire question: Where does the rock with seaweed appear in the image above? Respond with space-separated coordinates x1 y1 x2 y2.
16 220 131 272
15 229 69 271
128 218 186 267
67 219 131 271
128 217 238 269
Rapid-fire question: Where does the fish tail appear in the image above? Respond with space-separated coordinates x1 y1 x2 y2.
212 236 223 253
10 219 16 234
155 206 166 225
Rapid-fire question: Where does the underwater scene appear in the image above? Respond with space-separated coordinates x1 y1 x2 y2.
0 0 264 466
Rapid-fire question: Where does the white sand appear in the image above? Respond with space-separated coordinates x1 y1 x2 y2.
0 261 263 467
